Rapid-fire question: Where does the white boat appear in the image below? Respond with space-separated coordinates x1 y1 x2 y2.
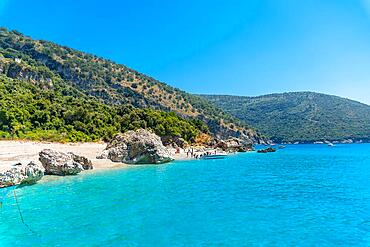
328 143 335 147
200 154 227 160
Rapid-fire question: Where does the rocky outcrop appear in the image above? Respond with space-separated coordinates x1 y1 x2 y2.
98 129 174 164
257 147 276 153
215 138 254 152
161 135 188 148
21 162 45 185
68 153 93 170
0 150 93 187
0 59 54 88
39 149 93 176
204 118 263 144
0 162 45 188
0 167 23 188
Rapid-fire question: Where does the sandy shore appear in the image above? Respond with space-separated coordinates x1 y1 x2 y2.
0 140 197 173
0 140 226 189
0 140 128 172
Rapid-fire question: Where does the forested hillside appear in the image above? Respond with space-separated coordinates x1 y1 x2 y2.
0 28 260 143
202 92 370 143
0 75 209 142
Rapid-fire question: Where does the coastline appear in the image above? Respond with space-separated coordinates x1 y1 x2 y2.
0 140 193 175
3 140 364 175
0 138 234 189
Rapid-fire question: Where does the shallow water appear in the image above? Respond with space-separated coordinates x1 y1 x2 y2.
1 144 370 246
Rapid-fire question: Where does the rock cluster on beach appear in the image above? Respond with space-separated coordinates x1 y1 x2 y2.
39 149 93 176
215 138 254 152
161 135 188 148
0 162 44 188
98 129 174 164
0 130 259 188
0 149 93 188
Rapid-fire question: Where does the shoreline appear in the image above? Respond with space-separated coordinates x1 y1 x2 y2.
0 140 122 172
1 140 366 189
1 140 365 173
0 140 197 187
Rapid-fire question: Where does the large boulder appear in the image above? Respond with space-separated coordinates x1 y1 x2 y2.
98 129 174 164
0 162 44 188
215 138 241 150
39 149 93 176
0 166 24 188
21 161 45 185
215 138 254 152
67 153 93 170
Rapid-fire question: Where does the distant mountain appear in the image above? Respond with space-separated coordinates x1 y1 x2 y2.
0 28 260 143
201 92 370 143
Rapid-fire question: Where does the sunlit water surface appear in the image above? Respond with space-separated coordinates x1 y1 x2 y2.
1 144 370 246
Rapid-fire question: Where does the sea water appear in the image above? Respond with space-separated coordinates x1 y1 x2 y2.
0 144 369 246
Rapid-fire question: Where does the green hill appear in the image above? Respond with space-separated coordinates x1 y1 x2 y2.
0 75 209 142
0 28 260 143
201 92 370 143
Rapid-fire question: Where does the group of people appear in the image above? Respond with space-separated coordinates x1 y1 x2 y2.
186 149 217 159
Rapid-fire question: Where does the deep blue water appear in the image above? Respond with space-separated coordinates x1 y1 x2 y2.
0 144 370 246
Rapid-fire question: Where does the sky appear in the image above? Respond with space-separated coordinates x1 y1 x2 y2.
0 0 369 104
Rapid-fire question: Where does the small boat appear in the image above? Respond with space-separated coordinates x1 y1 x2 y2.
278 145 285 149
200 154 227 160
328 143 335 147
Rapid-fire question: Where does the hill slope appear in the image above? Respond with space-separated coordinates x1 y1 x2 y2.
202 92 370 143
0 75 209 142
0 28 260 143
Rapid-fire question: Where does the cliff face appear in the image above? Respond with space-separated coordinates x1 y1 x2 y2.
0 28 262 143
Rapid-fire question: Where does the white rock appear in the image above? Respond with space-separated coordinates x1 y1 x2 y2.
39 149 93 176
0 162 45 188
98 129 173 164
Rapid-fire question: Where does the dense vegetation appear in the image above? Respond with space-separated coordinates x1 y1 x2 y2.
0 76 208 142
0 28 258 142
202 92 370 143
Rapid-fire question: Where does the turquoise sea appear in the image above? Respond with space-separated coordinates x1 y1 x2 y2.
0 144 370 246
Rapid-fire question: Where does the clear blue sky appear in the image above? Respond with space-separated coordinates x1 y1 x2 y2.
1 0 369 104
